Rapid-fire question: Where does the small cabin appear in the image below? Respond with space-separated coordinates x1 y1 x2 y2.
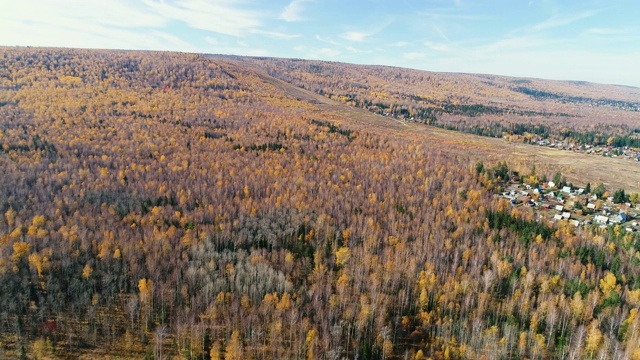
594 215 609 224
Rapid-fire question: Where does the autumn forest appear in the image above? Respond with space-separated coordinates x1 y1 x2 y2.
1 47 640 359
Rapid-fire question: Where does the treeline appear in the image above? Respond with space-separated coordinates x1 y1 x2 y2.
514 87 640 112
1 47 640 359
561 131 640 148
309 119 355 140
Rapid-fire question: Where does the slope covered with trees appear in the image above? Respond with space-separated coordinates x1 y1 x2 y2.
231 56 640 145
1 47 640 359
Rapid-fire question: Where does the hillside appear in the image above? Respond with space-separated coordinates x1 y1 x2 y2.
1 47 640 359
226 56 640 143
214 55 640 193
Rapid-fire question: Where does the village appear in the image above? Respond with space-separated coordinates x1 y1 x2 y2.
533 138 640 163
502 180 640 232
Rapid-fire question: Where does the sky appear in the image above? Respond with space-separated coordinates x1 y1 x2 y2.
1 0 639 87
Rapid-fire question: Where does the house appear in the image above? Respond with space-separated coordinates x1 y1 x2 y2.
555 205 564 211
548 181 556 188
626 227 636 232
611 213 628 224
594 215 609 224
562 212 571 219
620 212 628 222
554 214 563 221
577 189 585 195
572 220 581 227
562 186 572 194
587 203 596 210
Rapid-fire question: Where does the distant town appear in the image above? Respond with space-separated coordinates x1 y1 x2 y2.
531 138 640 163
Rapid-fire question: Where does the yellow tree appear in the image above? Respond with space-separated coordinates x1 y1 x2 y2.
225 330 243 360
585 320 603 356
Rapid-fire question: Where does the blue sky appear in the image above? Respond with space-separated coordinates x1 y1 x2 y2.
2 0 639 87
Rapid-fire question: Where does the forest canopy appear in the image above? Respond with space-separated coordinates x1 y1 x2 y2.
1 47 640 359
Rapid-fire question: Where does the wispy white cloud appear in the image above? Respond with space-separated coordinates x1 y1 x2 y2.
0 0 166 30
341 31 369 42
281 0 310 22
0 0 207 51
580 27 640 44
340 18 395 43
142 0 262 37
418 11 483 21
449 8 601 66
204 36 220 46
530 10 598 32
345 46 374 54
315 35 340 46
252 29 301 39
432 24 450 42
315 48 341 58
424 41 451 52
470 34 566 59
403 52 427 60
295 45 341 59
0 0 265 52
1 16 203 52
582 28 624 36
